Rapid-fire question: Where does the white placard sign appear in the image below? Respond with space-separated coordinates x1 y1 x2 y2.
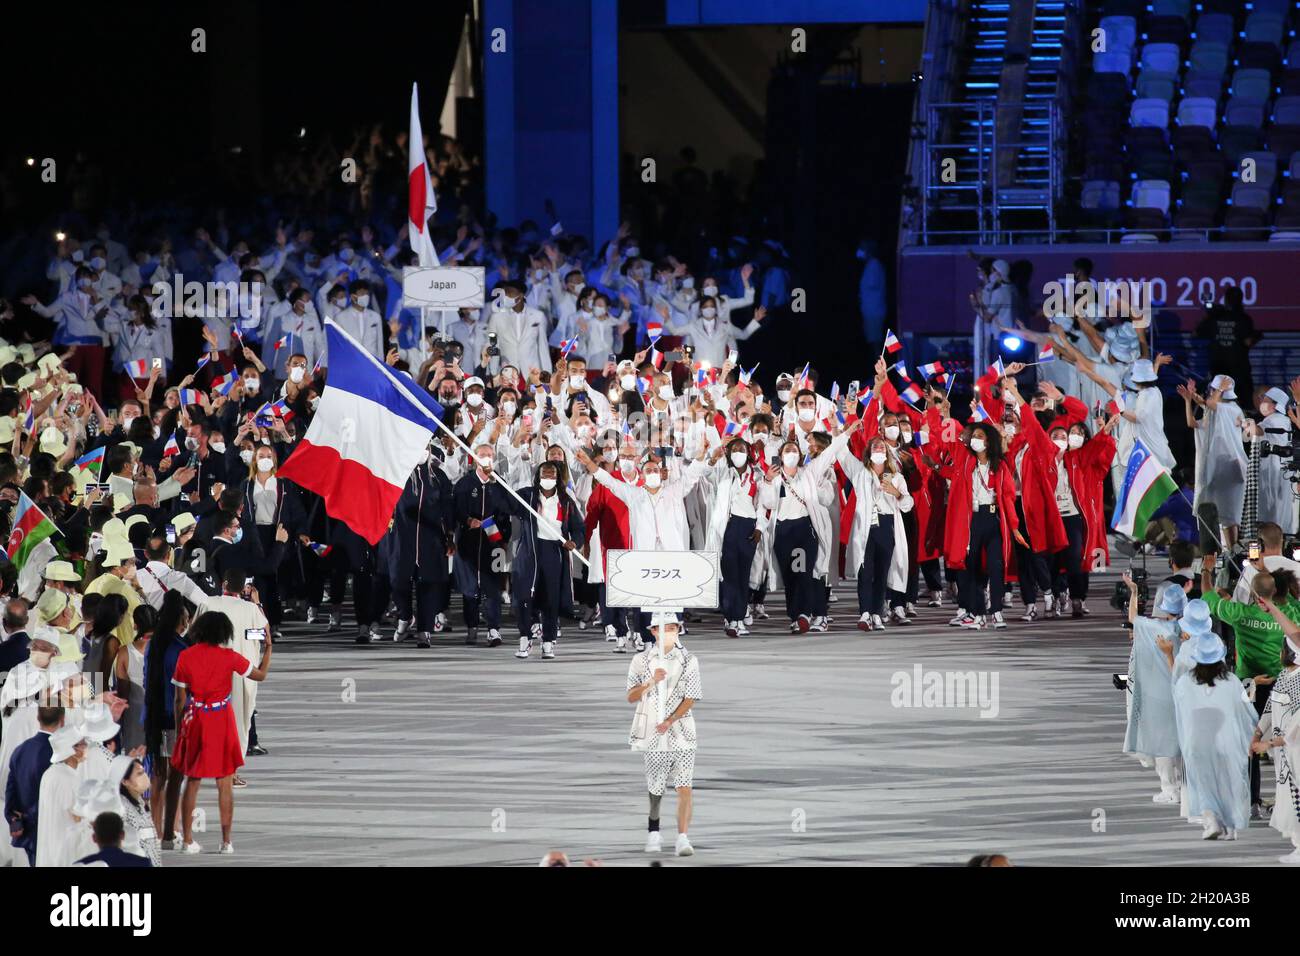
402 267 486 308
604 550 720 609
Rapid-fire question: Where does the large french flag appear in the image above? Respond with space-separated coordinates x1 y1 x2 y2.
408 83 440 268
279 321 444 544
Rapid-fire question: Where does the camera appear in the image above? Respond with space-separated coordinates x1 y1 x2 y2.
1110 560 1150 616
1112 673 1129 691
487 331 499 357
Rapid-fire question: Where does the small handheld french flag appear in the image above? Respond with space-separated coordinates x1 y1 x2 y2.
559 338 577 357
722 419 745 438
270 399 295 422
646 319 663 342
162 433 180 458
124 359 151 378
309 541 333 558
195 353 212 372
891 359 908 379
970 402 990 423
899 381 924 406
273 334 290 352
1037 342 1056 364
796 362 811 389
214 371 239 396
828 381 840 403
178 388 202 406
858 387 875 408
919 361 946 380
480 516 503 542
883 330 902 354
988 357 1006 378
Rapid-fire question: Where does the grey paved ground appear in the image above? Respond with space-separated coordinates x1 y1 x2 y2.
168 573 1288 867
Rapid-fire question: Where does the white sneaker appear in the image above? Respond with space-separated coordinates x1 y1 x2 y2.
514 636 530 659
724 620 740 638
948 610 969 627
857 612 873 632
905 603 917 618
614 635 627 653
394 619 411 642
1279 848 1300 864
871 613 886 631
753 603 769 620
434 612 448 632
891 606 910 625
305 606 317 625
487 628 502 647
991 612 1006 629
645 831 662 853
182 841 202 854
736 620 750 636
219 842 234 855
743 607 754 627
927 591 943 608
675 833 694 857
809 615 828 632
1152 789 1179 804
542 641 555 659
1201 818 1223 840
960 615 985 629
828 592 839 604
368 623 382 642
604 624 618 642
633 635 645 652
1021 603 1039 622
1049 596 1064 619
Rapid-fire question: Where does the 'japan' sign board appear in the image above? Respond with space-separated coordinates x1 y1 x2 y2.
402 266 486 308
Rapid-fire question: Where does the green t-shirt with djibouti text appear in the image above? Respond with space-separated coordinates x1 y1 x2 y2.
1203 592 1300 680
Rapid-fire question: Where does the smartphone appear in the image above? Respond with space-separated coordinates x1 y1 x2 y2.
1249 541 1261 560
165 524 176 545
726 348 738 366
152 357 163 370
245 627 266 643
95 482 113 494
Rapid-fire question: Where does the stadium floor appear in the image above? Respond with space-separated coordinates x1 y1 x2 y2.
166 572 1285 867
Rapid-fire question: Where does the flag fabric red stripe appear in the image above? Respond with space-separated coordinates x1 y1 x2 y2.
278 439 405 545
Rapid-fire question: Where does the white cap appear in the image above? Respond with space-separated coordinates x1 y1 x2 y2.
1265 386 1290 411
463 376 485 390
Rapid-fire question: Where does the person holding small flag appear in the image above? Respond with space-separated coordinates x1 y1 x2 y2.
453 440 514 648
106 295 168 402
705 435 778 638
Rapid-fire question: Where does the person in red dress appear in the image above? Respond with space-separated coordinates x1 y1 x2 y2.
170 611 272 855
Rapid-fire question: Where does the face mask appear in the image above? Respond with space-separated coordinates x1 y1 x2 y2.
232 526 244 544
883 425 900 440
593 305 606 317
1002 425 1016 439
602 449 618 463
701 307 717 319
644 473 662 489
730 451 749 468
89 532 104 556
682 277 694 289
256 457 274 473
477 455 494 470
870 451 887 466
969 437 986 454
29 649 54 668
777 389 791 403
539 477 557 491
657 385 673 401
245 378 260 392
900 430 913 444
184 436 199 451
240 449 254 464
751 432 768 445
121 415 136 432
78 277 93 290
569 375 586 390
339 248 355 262
619 374 637 391
625 246 640 258
501 401 517 417
354 294 370 309
703 284 718 297
782 451 800 468
210 441 226 454
1067 433 1085 450
534 270 545 281
619 459 637 476
289 367 306 383
466 392 484 407
309 397 320 412
501 295 517 309
797 407 816 423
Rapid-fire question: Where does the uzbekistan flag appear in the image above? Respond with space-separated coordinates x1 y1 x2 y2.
480 516 504 542
73 446 106 477
162 433 181 458
919 361 946 380
178 388 202 406
883 330 902 354
124 359 151 378
278 321 445 544
1112 439 1177 538
408 82 439 268
1037 342 1056 364
5 493 58 571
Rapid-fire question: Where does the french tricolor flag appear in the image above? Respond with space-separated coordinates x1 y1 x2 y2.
558 338 577 357
646 319 663 342
970 402 991 423
1037 342 1056 364
178 388 202 406
919 360 946 380
899 381 924 406
308 541 333 558
890 359 908 379
858 387 875 408
278 321 445 544
480 516 503 542
124 359 151 378
273 334 291 352
883 330 902 354
162 433 180 458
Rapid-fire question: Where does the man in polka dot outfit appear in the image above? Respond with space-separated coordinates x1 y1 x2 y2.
625 614 702 856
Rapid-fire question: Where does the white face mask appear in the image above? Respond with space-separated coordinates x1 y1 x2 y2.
355 294 370 309
593 305 606 316
900 430 913 444
210 441 226 454
883 425 900 440
657 385 673 401
703 285 718 297
1002 424 1016 439
701 307 717 318
289 367 306 383
500 295 517 309
1067 433 1085 450
870 451 887 466
257 457 274 473
244 377 260 393
569 374 586 390
777 389 791 403
539 477 557 491
682 277 694 289
730 451 749 467
501 401 517 417
466 392 484 407
477 455 494 469
619 459 637 476
619 374 637 391
797 407 816 423
1052 437 1068 452
184 436 199 451
309 397 320 412
240 449 254 464
643 472 662 489
602 449 617 463
969 437 986 454
782 451 800 468
121 415 136 432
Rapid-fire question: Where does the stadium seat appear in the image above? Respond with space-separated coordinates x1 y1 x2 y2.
1280 69 1300 97
1180 154 1226 185
1145 16 1190 48
1238 151 1279 190
1224 98 1266 129
1081 180 1123 226
1087 72 1131 103
1172 96 1218 153
1230 68 1274 105
1238 42 1282 74
1243 13 1286 51
1126 179 1172 231
1130 97 1171 129
1221 126 1265 164
1274 96 1300 126
1187 40 1230 77
1131 148 1177 181
1099 15 1138 57
1119 232 1161 243
1224 206 1270 239
1252 0 1292 18
1230 181 1273 211
1267 229 1300 240
1137 73 1177 101
1102 0 1144 18
1150 0 1191 20
1266 125 1300 163
1139 42 1182 80
1182 71 1226 102
1094 50 1135 76
1192 13 1235 49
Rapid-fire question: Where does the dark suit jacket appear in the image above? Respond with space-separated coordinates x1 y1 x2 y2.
4 731 52 853
75 846 153 867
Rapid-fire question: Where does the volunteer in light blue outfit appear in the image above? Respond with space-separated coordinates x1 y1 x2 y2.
1122 578 1189 803
1169 599 1257 841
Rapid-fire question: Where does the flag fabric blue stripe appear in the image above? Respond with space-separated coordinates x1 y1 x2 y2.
324 322 444 428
